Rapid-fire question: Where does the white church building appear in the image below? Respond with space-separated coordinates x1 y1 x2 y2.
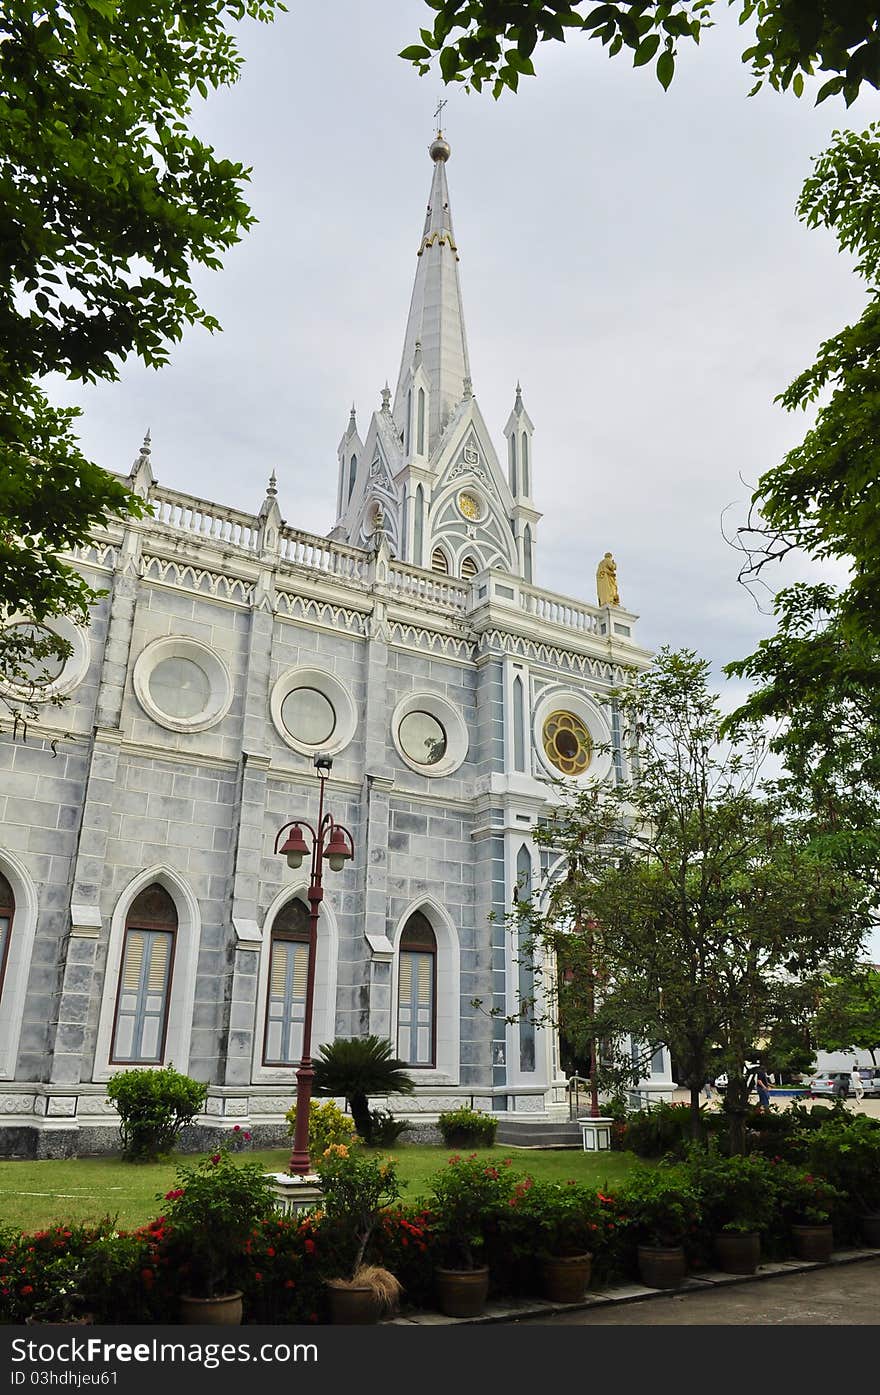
0 133 672 1156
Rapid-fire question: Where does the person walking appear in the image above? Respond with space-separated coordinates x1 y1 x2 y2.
755 1066 772 1112
850 1065 865 1105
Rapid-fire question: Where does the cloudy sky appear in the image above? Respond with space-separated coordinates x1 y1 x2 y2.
59 2 871 691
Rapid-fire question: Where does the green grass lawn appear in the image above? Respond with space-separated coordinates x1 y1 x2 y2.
0 1145 639 1233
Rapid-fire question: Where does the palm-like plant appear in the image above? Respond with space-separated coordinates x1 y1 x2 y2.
312 1036 415 1144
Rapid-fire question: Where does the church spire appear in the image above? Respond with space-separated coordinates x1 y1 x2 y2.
393 130 471 456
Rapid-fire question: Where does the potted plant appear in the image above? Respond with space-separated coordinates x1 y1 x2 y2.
619 1166 701 1289
314 1143 404 1323
424 1153 515 1317
686 1150 777 1274
807 1115 880 1245
506 1177 598 1302
776 1165 842 1262
161 1150 276 1324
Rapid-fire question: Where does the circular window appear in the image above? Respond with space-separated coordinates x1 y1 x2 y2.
133 636 232 733
399 711 447 767
0 615 90 702
270 667 357 758
391 692 468 778
148 656 211 720
457 491 481 521
281 687 336 746
543 711 592 776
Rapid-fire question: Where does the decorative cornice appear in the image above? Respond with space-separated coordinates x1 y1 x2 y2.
140 555 254 606
275 590 368 636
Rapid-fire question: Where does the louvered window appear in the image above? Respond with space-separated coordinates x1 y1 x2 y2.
111 884 176 1064
431 547 449 575
0 872 14 1001
397 912 436 1067
263 900 311 1066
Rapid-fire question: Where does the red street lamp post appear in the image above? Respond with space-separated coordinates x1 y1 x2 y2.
274 755 354 1175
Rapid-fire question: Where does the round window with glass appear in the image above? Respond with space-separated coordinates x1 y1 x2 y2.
457 491 481 521
542 710 592 776
398 710 447 767
2 623 67 687
281 687 337 747
147 656 211 720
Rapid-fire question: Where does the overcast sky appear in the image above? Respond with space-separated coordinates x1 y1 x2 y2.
58 5 871 687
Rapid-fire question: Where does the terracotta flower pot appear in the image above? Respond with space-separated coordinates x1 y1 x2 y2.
713 1231 761 1275
791 1223 833 1263
540 1253 592 1304
179 1292 243 1325
325 1281 381 1325
434 1265 490 1318
859 1213 880 1247
637 1244 687 1289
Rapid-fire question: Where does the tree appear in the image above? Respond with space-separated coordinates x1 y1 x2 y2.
813 968 880 1065
525 649 869 1152
0 1 281 708
312 1036 415 1144
403 2 880 104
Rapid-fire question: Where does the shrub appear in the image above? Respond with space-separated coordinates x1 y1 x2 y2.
423 1153 518 1270
106 1065 207 1161
312 1036 414 1143
438 1105 498 1148
314 1144 403 1277
368 1109 410 1146
684 1148 780 1235
806 1114 880 1216
618 1165 703 1249
161 1150 276 1299
285 1099 359 1154
504 1176 605 1258
620 1101 696 1159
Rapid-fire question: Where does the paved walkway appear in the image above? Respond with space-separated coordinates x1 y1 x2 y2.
390 1249 880 1327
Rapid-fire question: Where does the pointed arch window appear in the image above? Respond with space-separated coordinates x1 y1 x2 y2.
110 884 177 1064
521 434 530 496
348 454 357 500
413 485 424 565
510 433 518 496
0 872 14 1002
406 389 412 455
515 846 536 1073
397 912 436 1067
431 547 450 575
263 899 312 1067
460 554 478 580
417 388 426 455
523 525 533 585
512 675 526 772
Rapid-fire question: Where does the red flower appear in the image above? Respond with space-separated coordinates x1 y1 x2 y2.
233 1125 241 1132
304 1239 315 1255
164 1188 185 1201
266 1247 276 1257
254 1272 263 1282
243 1132 252 1141
141 1269 154 1285
20 1285 33 1296
210 1154 221 1165
285 1280 296 1289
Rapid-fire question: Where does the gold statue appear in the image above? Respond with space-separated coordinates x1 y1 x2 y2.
596 551 620 607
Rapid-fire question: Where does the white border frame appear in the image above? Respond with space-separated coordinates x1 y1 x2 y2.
133 636 233 734
391 691 469 778
269 666 357 758
532 686 613 785
92 866 202 1082
251 884 340 1084
0 615 91 704
0 851 39 1080
390 897 460 1085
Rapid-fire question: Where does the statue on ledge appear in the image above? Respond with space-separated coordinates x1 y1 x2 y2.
596 552 620 607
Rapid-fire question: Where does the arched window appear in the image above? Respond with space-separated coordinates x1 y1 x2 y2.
0 872 14 1001
515 846 536 1072
460 554 478 580
523 524 533 585
263 899 311 1067
510 433 518 496
413 485 424 565
111 884 177 1064
405 389 412 455
522 434 530 496
513 675 526 772
431 547 450 575
417 388 426 455
397 912 436 1067
348 454 357 500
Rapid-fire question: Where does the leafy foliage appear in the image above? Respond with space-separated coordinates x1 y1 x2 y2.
312 1036 415 1144
161 1150 276 1298
403 2 880 105
285 1098 360 1154
0 0 281 706
438 1105 499 1148
314 1144 404 1277
619 1163 702 1247
106 1066 207 1161
812 969 880 1061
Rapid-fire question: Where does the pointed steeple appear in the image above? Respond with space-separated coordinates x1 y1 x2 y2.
128 428 154 497
393 131 471 456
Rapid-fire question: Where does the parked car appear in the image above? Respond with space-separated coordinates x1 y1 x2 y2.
856 1069 880 1097
807 1071 851 1098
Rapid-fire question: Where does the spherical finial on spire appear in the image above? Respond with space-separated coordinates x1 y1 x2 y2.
430 132 451 162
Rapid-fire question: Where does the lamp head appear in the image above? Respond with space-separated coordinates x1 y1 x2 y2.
324 824 352 873
279 824 309 869
314 754 333 773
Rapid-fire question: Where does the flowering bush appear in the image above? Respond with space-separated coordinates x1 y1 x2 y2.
684 1148 779 1235
227 1124 253 1152
618 1165 702 1248
503 1177 604 1258
285 1099 359 1155
314 1144 403 1277
161 1150 276 1298
774 1165 844 1227
424 1154 518 1270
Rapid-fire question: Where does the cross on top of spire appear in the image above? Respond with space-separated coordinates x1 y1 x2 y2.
433 96 447 135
